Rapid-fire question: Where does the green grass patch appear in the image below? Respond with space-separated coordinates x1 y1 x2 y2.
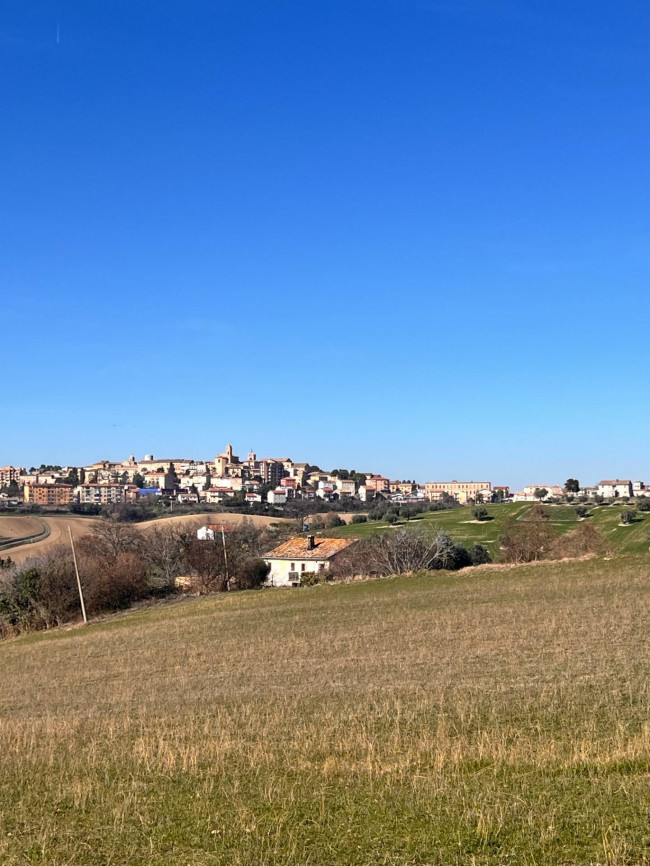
330 502 650 558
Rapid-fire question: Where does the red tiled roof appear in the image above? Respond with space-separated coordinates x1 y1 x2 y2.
264 536 357 561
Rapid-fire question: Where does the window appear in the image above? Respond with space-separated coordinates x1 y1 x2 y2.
290 563 295 570
301 563 306 571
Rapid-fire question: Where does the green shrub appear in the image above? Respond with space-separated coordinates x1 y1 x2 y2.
469 544 491 565
327 514 345 528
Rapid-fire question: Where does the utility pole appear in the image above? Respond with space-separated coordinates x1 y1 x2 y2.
221 526 229 588
68 526 87 624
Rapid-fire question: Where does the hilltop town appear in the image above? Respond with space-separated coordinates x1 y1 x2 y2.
1 444 647 511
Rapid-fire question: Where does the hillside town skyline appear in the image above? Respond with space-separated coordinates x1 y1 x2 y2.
2 443 649 510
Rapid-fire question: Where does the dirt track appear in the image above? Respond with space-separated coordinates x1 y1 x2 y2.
1 515 99 563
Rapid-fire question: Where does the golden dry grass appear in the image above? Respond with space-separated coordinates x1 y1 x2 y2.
1 512 289 563
0 516 45 541
1 554 649 864
135 511 289 531
0 515 98 562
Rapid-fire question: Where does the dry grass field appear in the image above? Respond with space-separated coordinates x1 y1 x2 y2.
1 554 650 864
136 511 290 531
1 512 290 563
0 515 97 562
0 516 45 543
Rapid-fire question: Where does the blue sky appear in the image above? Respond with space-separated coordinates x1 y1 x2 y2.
2 0 649 488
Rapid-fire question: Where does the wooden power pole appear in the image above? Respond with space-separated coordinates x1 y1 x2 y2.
68 526 87 624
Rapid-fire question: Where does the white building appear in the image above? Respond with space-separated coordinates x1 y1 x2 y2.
597 480 633 499
204 488 234 504
264 535 357 587
522 485 564 500
196 523 233 541
511 492 539 503
267 489 288 506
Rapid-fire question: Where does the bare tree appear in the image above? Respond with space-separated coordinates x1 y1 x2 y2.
499 514 556 563
365 527 459 575
141 522 190 589
79 519 143 559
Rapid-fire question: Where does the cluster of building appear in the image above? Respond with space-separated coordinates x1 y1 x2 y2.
0 445 500 509
510 480 648 502
3 444 646 512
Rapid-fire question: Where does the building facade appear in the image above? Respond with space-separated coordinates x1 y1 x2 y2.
264 536 356 587
424 481 492 503
24 484 75 506
77 483 127 505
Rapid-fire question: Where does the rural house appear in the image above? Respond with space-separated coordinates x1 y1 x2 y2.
264 535 357 587
597 480 633 498
196 523 235 540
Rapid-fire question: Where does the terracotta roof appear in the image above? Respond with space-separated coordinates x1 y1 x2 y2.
264 536 357 561
599 480 631 485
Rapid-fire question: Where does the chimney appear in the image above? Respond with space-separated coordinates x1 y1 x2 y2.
307 535 315 550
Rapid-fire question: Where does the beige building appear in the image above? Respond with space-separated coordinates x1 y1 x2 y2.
390 481 416 495
213 444 242 476
0 466 24 485
364 475 390 493
424 481 492 503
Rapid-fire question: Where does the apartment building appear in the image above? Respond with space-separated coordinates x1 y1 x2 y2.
364 475 390 493
424 481 492 503
258 459 285 486
77 483 127 505
24 484 75 506
0 466 24 485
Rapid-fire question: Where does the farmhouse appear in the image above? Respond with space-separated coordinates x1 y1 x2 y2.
598 479 633 498
264 535 357 587
196 523 235 540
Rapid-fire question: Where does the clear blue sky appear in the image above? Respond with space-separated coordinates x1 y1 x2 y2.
2 0 649 488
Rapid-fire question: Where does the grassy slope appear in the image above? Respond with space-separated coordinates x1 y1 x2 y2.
1 556 650 864
331 502 650 557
